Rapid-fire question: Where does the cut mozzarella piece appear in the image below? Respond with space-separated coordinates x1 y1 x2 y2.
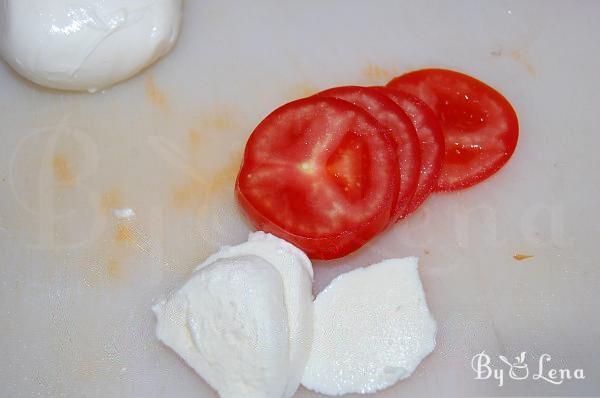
0 0 182 92
198 232 314 398
153 255 290 398
301 257 436 395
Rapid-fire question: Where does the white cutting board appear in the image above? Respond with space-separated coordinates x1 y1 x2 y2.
1 1 599 397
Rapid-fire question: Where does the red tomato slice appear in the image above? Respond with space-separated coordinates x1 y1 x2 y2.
375 87 444 216
236 96 400 259
387 69 519 191
315 86 420 222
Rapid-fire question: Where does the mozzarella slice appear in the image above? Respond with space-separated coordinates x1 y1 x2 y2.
198 232 314 398
301 257 437 395
153 255 290 398
0 0 182 92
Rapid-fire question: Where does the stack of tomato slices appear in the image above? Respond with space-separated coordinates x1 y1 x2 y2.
236 69 519 259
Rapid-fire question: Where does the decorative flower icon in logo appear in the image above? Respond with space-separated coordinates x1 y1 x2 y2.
499 351 529 380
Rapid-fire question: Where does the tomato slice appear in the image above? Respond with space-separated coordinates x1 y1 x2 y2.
387 69 519 191
375 87 444 216
236 96 400 260
315 86 420 222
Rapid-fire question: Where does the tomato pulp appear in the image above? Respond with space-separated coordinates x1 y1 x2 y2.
388 69 518 191
236 97 400 259
316 86 420 221
376 87 444 215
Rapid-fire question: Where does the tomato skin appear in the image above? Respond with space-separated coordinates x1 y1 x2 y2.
375 87 444 216
387 69 519 191
236 96 399 260
315 86 421 222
